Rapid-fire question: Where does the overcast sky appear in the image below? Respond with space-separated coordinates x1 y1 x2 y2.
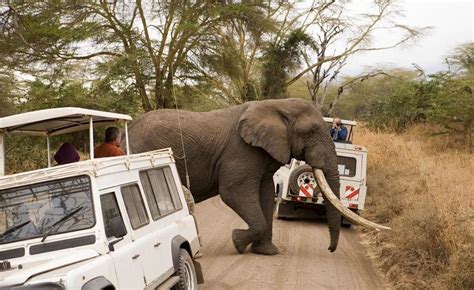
342 0 473 76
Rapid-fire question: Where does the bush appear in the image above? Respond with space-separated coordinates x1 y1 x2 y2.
364 71 473 150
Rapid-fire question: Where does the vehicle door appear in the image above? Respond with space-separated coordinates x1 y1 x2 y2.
118 183 162 287
337 153 365 209
138 166 184 286
100 190 146 289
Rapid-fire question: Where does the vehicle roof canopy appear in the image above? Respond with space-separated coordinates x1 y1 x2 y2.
0 107 133 176
323 117 357 126
0 107 132 136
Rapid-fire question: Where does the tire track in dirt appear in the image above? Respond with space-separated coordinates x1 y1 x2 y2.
194 196 384 289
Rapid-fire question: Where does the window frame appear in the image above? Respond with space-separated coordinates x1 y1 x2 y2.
100 192 127 239
120 183 150 230
337 156 358 177
139 166 183 221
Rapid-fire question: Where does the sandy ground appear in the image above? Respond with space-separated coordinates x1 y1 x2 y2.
194 197 384 290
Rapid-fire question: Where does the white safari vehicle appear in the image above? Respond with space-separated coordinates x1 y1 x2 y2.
0 108 203 289
273 117 368 226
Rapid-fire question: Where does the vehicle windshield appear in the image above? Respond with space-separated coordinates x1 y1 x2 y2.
0 175 95 245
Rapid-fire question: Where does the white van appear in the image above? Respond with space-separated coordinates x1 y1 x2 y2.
0 108 203 289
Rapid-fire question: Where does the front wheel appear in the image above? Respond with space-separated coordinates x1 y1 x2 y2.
174 249 198 290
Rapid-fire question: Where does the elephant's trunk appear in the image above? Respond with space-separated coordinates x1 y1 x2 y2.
316 167 341 252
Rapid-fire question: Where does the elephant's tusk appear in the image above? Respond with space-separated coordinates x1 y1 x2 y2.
313 169 391 231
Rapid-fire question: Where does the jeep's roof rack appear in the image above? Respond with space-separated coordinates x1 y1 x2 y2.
323 117 357 126
0 107 133 176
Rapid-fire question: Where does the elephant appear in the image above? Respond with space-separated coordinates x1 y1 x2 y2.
127 98 388 255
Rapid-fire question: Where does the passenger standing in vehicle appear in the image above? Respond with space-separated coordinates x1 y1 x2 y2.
330 118 348 141
94 127 125 158
54 142 80 165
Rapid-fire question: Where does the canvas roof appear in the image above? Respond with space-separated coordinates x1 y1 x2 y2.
0 107 132 136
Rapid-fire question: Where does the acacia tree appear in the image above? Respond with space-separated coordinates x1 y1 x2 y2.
188 1 282 105
281 0 424 111
446 42 474 75
1 0 424 112
0 1 267 111
197 0 423 107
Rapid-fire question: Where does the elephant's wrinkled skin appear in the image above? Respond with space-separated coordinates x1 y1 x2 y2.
127 98 341 254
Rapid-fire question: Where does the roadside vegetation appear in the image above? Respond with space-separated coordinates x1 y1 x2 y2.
355 125 473 289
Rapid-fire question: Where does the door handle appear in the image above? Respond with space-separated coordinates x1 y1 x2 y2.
132 254 140 260
154 242 161 248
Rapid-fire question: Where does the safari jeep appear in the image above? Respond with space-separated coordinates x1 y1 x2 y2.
273 117 368 226
0 108 203 289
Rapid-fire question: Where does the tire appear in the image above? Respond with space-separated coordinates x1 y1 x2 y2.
174 249 198 290
288 164 317 195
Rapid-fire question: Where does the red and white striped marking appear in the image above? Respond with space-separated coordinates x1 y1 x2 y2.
299 183 316 197
344 185 360 200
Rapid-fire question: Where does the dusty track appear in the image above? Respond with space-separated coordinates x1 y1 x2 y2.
194 197 384 290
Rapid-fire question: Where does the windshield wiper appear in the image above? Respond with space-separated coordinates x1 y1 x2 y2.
0 221 31 240
41 206 83 242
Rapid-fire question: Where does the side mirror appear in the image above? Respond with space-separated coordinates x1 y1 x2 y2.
108 217 127 252
110 217 127 238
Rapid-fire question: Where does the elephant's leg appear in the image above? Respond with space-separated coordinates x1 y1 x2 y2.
218 173 267 254
251 174 279 255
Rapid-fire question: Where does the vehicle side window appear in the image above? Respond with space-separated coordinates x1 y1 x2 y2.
139 167 182 219
121 184 149 229
163 167 183 209
337 156 357 177
100 193 126 239
140 171 161 220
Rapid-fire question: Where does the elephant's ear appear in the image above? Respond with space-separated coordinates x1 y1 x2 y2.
237 102 290 164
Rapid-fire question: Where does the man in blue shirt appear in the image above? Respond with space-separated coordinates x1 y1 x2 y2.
330 118 348 141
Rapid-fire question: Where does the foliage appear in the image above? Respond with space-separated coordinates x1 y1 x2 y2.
190 2 276 104
0 1 275 111
282 0 423 108
367 78 433 131
427 74 473 148
330 69 418 119
0 1 421 110
446 42 474 74
0 72 17 117
262 29 316 98
361 68 473 147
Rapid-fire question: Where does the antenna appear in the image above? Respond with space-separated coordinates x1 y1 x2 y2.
171 67 191 190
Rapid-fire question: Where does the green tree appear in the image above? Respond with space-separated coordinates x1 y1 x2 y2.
262 29 316 98
0 1 273 111
428 74 473 149
446 42 474 75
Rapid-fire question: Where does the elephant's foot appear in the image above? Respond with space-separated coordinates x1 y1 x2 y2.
251 240 279 255
232 229 252 254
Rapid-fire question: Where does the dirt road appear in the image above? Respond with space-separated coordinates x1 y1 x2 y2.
194 197 384 290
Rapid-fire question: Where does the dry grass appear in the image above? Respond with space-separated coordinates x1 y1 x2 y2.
355 124 474 289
